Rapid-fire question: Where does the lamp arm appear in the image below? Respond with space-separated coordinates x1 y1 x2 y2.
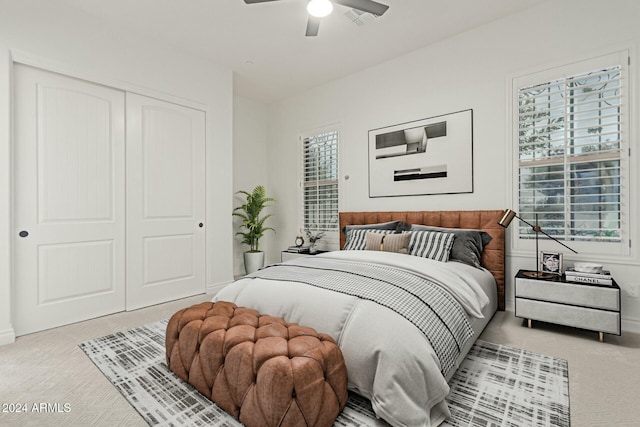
536 228 579 254
514 214 578 254
513 214 536 230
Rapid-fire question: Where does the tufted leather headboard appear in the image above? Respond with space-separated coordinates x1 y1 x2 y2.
339 210 505 311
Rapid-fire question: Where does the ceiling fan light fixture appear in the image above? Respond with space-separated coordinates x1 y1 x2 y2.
307 0 333 18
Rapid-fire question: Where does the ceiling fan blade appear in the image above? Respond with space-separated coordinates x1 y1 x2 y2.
243 0 282 4
333 0 389 16
306 16 321 37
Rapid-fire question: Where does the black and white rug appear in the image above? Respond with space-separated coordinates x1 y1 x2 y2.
79 320 569 427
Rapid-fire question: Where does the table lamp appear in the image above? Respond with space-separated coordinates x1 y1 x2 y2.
498 208 578 278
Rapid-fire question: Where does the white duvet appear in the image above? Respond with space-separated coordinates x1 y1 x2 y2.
213 250 495 426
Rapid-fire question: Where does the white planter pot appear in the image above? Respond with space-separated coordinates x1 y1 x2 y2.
244 251 265 274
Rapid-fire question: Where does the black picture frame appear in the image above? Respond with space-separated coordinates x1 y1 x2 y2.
540 251 563 275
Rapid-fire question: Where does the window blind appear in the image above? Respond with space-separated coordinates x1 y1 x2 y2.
518 64 623 242
303 130 339 233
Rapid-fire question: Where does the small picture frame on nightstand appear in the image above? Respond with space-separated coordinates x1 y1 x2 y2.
540 251 562 275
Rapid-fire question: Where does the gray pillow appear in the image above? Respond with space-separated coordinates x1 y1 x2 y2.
342 220 405 234
409 224 492 268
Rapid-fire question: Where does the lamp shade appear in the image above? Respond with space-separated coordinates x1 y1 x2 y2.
498 209 517 228
307 0 333 17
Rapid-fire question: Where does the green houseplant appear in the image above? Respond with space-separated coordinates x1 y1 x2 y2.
233 185 276 273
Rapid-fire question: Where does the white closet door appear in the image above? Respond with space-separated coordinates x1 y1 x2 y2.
125 93 206 310
13 64 126 335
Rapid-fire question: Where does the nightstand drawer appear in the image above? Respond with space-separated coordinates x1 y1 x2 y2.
516 278 619 311
516 299 621 335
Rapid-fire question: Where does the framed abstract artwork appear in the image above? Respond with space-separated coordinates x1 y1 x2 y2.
368 109 473 197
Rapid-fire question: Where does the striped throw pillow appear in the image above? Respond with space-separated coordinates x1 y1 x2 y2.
364 232 410 254
407 230 455 262
381 232 410 254
344 229 394 251
364 232 385 251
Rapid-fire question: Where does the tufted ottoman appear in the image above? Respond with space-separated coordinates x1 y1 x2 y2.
165 301 348 427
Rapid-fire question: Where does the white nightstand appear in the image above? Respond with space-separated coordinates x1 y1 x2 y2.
515 269 621 342
281 250 328 262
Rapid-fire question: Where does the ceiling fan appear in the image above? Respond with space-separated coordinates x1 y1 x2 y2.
243 0 390 36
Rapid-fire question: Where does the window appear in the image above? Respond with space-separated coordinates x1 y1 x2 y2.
513 51 630 253
301 128 339 239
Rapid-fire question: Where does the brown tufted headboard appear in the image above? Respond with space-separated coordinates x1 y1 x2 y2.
339 210 505 311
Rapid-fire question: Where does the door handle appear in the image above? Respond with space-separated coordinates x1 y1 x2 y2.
19 230 29 238
199 223 204 228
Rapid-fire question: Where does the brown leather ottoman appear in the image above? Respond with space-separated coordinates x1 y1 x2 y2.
165 301 348 427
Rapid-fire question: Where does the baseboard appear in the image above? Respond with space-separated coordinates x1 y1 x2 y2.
0 328 16 346
206 280 233 295
622 317 640 334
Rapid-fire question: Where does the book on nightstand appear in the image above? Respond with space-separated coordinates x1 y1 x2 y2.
286 246 309 254
564 267 612 285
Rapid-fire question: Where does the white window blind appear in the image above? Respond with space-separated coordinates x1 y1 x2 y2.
302 130 339 233
517 56 627 244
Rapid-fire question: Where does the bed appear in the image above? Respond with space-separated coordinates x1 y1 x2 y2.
214 210 505 426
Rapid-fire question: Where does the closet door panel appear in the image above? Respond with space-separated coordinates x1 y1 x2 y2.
142 106 194 219
13 64 126 335
126 93 206 310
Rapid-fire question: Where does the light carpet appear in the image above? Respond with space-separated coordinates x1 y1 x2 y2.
79 320 569 427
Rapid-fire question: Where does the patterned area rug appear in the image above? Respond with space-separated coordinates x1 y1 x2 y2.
79 320 569 427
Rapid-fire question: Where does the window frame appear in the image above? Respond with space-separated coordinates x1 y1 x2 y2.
508 49 635 262
298 123 341 246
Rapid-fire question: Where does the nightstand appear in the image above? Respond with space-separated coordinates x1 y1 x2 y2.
515 269 621 342
281 250 328 262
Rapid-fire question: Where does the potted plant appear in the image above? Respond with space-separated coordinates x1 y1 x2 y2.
233 185 276 274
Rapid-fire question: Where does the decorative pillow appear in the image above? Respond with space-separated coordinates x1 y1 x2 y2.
410 225 492 268
344 229 394 251
364 232 410 254
364 232 385 251
382 233 410 254
407 230 455 262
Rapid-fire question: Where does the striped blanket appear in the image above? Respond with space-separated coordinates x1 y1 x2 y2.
248 257 474 377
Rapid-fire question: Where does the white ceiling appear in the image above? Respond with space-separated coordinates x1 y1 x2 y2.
59 0 547 103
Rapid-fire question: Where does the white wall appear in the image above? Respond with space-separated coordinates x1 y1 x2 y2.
265 0 640 331
0 0 234 345
232 96 269 276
